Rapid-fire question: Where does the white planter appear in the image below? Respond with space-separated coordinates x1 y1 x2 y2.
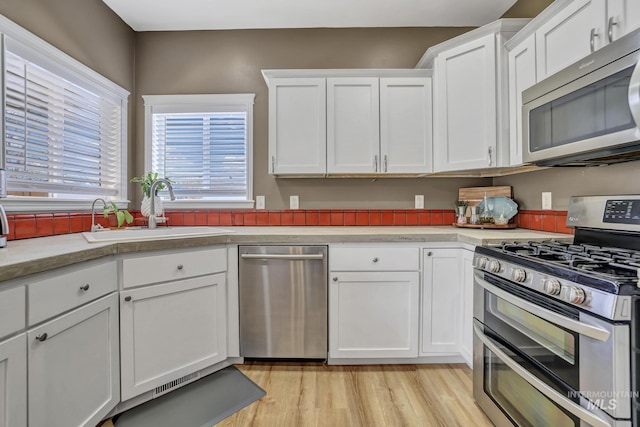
140 195 163 217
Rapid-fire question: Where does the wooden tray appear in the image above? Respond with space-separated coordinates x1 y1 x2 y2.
453 223 517 229
458 186 513 206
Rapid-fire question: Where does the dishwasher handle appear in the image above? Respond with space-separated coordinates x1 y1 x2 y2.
240 253 325 260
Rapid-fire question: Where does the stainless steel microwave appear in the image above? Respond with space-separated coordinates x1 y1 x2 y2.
522 27 640 166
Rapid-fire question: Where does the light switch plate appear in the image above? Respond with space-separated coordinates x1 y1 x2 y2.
542 192 552 210
415 195 424 209
290 195 299 210
256 195 265 210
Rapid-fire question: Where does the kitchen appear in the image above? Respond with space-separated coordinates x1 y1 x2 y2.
0 0 640 426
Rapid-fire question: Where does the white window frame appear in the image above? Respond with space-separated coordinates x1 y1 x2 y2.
0 15 130 212
143 94 255 210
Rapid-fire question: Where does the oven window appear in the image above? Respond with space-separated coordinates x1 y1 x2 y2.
529 66 635 152
494 297 575 364
485 348 578 427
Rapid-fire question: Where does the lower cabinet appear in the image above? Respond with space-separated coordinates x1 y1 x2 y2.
329 271 420 358
119 273 227 401
460 249 475 366
28 293 119 427
0 334 27 427
421 249 462 355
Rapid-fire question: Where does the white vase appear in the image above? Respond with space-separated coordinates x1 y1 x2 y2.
141 194 163 217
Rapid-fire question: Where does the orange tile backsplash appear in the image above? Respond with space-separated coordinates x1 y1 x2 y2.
4 208 574 241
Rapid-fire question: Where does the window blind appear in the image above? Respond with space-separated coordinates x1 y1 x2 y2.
151 112 248 199
3 46 122 197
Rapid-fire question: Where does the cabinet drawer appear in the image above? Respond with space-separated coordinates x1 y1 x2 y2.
0 286 26 339
330 247 419 271
122 247 226 288
28 261 117 326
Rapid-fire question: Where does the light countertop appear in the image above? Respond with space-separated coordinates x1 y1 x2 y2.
0 226 571 282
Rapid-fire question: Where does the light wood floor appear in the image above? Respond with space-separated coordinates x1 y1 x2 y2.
217 362 494 427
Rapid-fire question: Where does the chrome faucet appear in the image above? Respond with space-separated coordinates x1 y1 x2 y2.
148 179 176 229
90 198 107 232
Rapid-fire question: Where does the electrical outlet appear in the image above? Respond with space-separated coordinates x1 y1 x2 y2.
415 195 424 209
256 195 265 210
542 192 552 210
290 195 299 210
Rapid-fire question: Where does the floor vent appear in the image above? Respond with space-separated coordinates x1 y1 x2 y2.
153 372 200 398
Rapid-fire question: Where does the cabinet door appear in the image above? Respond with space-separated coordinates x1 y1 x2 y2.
536 0 606 80
433 34 497 172
28 294 119 427
327 77 380 174
460 249 475 367
380 77 433 173
120 273 227 401
329 271 419 358
508 35 537 166
0 334 26 427
268 77 326 175
421 249 461 354
608 0 640 42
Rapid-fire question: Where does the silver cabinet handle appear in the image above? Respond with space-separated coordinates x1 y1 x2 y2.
590 28 599 53
36 333 48 342
240 253 324 260
332 277 338 282
487 146 493 166
177 264 184 270
372 257 379 263
271 156 275 174
124 296 132 302
383 155 388 172
373 155 378 172
473 320 611 427
607 16 617 43
474 272 610 341
629 56 640 127
79 284 90 291
426 251 432 256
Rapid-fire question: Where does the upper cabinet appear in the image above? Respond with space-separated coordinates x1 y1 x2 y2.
536 0 640 81
263 70 432 177
267 77 327 175
417 19 530 173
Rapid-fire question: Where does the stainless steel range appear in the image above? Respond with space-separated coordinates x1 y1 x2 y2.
473 195 640 427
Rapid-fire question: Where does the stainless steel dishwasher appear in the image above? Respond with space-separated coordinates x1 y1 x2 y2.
239 245 327 359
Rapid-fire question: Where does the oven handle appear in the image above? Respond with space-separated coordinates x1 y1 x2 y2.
473 320 612 427
628 56 640 127
475 272 611 342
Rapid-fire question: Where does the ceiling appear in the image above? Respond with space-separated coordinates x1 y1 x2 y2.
102 0 518 31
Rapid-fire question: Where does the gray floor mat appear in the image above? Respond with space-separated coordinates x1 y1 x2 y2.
114 366 265 427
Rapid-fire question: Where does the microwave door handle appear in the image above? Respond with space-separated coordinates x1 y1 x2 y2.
474 272 610 342
628 59 640 128
473 320 612 427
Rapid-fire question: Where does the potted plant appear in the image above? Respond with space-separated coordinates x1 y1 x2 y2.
131 172 174 217
103 201 134 229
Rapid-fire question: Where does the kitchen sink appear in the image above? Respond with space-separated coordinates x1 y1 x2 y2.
82 226 234 243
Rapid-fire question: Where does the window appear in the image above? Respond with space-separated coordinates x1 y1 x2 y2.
143 94 255 209
0 16 129 211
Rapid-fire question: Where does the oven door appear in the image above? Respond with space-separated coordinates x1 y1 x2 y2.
473 320 627 427
473 270 631 423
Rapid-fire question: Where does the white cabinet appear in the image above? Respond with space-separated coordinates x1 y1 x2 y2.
119 247 228 401
380 78 433 173
433 34 499 172
28 293 119 427
421 249 462 354
267 77 327 175
460 249 475 366
263 70 432 176
608 0 640 42
507 34 537 166
327 77 380 174
0 334 27 427
329 246 420 359
536 0 606 80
